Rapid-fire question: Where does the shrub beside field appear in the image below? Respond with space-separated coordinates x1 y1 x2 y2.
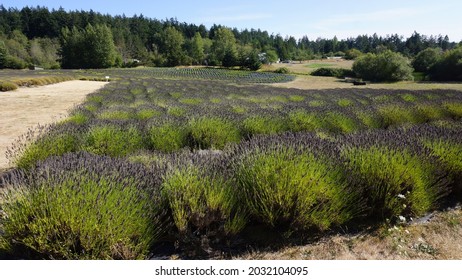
0 81 18 91
310 67 355 78
0 76 76 91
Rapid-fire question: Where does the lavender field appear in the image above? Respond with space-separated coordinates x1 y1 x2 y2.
1 68 462 259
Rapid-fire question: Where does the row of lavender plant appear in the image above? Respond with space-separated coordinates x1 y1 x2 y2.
9 76 462 168
79 78 462 132
112 68 296 83
2 120 461 259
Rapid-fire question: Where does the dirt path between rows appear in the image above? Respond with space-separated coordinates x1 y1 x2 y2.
0 80 108 170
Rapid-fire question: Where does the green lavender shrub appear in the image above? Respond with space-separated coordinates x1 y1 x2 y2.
149 122 190 152
233 134 357 231
84 124 145 157
444 102 462 118
378 105 426 127
162 164 245 236
288 110 326 132
423 140 462 174
420 128 462 198
324 112 361 133
160 155 246 254
242 115 288 137
136 108 162 120
65 111 90 125
98 109 133 120
0 153 165 259
355 110 384 129
189 117 241 149
342 146 446 220
11 125 80 170
416 103 450 121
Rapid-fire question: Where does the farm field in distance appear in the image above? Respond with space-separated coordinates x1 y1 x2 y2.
1 65 462 260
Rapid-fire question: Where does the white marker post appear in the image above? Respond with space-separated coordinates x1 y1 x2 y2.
105 76 110 82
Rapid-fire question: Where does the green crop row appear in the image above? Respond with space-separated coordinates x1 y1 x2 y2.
8 77 462 169
114 67 295 83
13 108 462 170
2 122 461 259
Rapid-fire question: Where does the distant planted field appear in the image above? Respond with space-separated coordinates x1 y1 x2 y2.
1 68 462 260
0 68 295 91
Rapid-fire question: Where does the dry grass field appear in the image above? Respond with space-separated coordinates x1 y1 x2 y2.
0 80 108 169
269 75 462 91
262 59 354 75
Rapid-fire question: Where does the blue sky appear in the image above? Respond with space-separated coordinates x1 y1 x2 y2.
3 0 462 41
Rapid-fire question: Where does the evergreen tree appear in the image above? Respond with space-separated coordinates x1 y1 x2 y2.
405 31 424 55
59 26 84 68
243 49 262 70
211 27 237 66
0 40 7 68
274 35 289 60
0 6 459 69
190 32 204 65
222 49 238 67
60 24 118 69
83 24 117 68
161 26 185 66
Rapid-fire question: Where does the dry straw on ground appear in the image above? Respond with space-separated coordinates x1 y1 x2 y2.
0 80 108 169
236 207 462 260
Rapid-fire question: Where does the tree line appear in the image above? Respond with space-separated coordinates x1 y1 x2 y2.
0 5 461 76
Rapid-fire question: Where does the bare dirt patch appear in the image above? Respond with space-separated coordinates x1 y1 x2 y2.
262 59 354 75
0 80 108 169
269 75 462 91
268 75 354 90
